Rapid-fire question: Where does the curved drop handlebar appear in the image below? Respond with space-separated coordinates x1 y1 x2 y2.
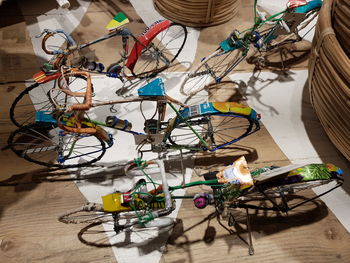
36 29 78 55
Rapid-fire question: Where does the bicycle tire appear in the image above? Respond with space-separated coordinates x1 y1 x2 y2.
131 23 188 78
241 177 342 200
58 201 172 228
8 123 106 168
180 48 245 96
10 82 41 127
168 111 258 152
58 202 140 224
10 75 88 127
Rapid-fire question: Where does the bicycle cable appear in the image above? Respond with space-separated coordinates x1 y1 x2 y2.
0 80 36 85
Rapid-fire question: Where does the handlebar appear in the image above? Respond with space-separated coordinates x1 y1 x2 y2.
125 159 175 226
56 71 96 134
36 29 78 55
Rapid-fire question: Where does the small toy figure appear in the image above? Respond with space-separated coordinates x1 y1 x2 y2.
215 156 254 190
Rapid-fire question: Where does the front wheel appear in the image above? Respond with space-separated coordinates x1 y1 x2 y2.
58 202 174 232
58 202 140 225
167 111 258 152
180 48 245 96
132 23 188 78
8 123 106 168
10 75 89 127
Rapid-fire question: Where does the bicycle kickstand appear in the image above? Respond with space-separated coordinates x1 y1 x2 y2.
279 48 287 71
246 208 255 255
179 148 186 186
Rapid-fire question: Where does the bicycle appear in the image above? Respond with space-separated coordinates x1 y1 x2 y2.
7 75 260 168
58 156 344 255
180 0 322 96
10 12 187 127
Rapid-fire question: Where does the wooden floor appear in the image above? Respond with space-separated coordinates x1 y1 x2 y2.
0 0 349 262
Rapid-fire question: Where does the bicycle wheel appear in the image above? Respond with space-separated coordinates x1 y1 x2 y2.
131 23 187 78
8 123 106 168
241 180 338 201
58 203 140 224
10 75 89 127
180 48 245 96
168 111 256 152
59 202 173 232
241 166 343 201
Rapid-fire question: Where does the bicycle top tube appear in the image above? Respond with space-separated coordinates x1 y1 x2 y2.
78 28 132 50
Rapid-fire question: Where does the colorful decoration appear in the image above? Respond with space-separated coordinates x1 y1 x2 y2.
216 156 254 189
33 71 61 84
105 12 129 31
212 102 252 116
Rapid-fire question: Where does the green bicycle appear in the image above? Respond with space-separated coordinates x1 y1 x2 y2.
58 156 344 255
180 0 322 96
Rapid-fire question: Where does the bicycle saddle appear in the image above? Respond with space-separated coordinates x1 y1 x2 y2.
287 0 307 9
138 78 166 97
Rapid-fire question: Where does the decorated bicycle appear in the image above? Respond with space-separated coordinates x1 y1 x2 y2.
180 0 322 96
58 155 344 254
8 75 260 168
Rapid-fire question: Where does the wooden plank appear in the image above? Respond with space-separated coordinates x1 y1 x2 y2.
0 1 349 263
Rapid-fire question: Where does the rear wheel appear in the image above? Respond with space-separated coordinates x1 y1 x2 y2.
8 123 106 168
168 112 256 152
132 23 188 78
241 179 340 200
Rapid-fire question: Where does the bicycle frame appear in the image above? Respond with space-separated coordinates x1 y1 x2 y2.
57 157 344 254
119 157 344 254
34 76 260 167
180 0 322 96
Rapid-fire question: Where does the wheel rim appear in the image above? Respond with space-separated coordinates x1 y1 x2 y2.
10 76 89 127
168 113 253 151
132 23 187 78
181 48 242 96
8 123 106 168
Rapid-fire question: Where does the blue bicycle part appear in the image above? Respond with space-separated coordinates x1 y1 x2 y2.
294 0 322 13
138 78 166 97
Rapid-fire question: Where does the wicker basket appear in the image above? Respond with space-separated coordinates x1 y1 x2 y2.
154 0 239 27
333 0 350 57
308 0 350 161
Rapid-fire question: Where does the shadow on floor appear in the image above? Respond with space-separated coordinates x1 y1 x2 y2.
301 80 350 195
